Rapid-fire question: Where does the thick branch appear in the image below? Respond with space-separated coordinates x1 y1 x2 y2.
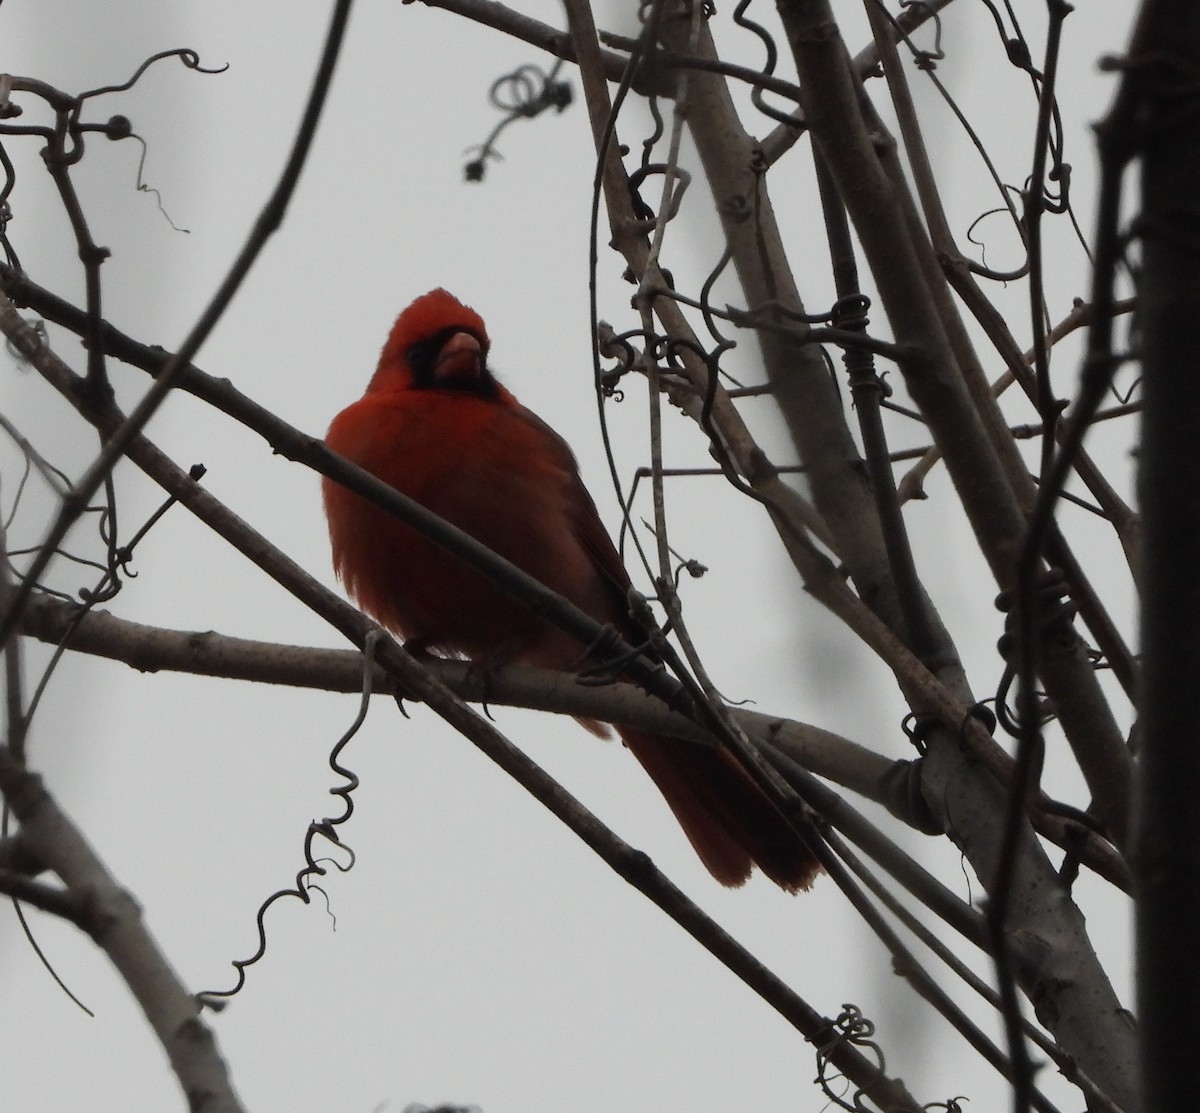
8 582 1127 889
7 584 898 799
0 750 246 1113
1133 1 1200 1107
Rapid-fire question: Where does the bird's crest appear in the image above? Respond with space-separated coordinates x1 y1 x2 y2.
372 288 490 392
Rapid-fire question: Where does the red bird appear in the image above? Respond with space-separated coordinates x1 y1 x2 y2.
323 288 818 891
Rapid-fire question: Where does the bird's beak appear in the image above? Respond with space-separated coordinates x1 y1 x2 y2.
434 331 484 383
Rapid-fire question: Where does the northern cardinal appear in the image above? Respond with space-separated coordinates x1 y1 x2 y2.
323 288 818 890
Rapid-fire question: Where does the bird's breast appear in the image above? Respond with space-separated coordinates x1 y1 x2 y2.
324 391 607 666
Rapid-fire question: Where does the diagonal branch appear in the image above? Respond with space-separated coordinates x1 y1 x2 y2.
0 749 246 1113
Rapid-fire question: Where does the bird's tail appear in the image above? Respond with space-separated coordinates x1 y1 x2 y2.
619 728 821 892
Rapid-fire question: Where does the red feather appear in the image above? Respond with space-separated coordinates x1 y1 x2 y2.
324 288 819 891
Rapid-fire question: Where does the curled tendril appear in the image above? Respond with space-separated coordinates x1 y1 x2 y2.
694 243 737 354
732 0 805 128
198 631 380 1004
123 131 190 233
464 61 572 182
0 140 17 267
627 163 692 224
965 204 1031 282
639 87 666 170
992 569 1076 739
77 48 228 103
595 324 640 398
814 1004 887 1113
595 325 681 394
896 0 946 71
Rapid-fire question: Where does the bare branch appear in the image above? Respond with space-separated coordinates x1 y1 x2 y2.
0 750 246 1113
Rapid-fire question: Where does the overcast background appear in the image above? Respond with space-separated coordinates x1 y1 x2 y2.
2 2 1137 1111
